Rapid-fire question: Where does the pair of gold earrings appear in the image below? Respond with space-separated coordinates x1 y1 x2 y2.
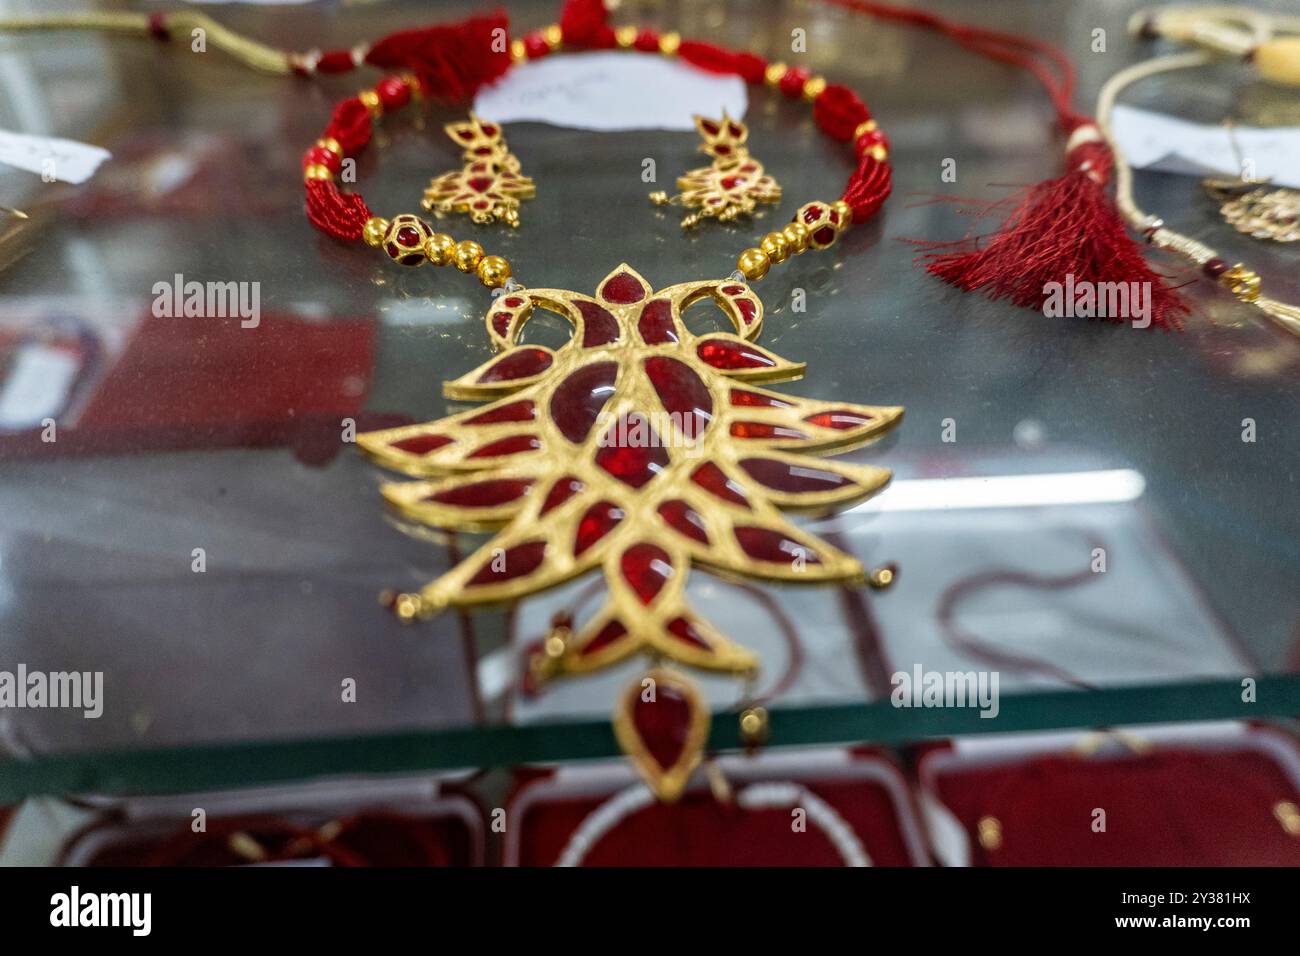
422 111 781 231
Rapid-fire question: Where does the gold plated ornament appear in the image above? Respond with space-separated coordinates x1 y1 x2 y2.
358 263 902 799
423 113 536 227
1204 179 1300 243
650 113 781 229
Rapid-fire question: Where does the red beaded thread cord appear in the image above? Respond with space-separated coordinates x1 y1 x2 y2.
302 11 893 279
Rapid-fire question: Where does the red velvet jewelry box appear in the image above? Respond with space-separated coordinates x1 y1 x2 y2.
506 748 930 867
916 723 1300 866
57 777 486 867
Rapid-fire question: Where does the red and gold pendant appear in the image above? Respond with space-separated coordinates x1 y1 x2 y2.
359 264 901 799
422 113 536 227
650 113 782 229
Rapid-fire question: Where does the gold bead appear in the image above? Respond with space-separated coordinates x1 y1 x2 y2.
737 247 771 281
867 562 898 590
476 254 511 288
510 39 527 63
424 232 456 266
853 119 878 140
358 89 382 119
782 221 811 254
1274 800 1300 835
760 231 790 264
977 816 1003 851
1221 264 1262 301
615 26 637 49
832 200 854 229
454 240 485 273
303 164 333 182
315 137 342 158
401 72 424 102
541 23 562 48
802 75 828 101
869 144 888 162
764 62 788 87
659 31 681 56
1255 37 1300 87
362 217 390 248
739 706 770 747
394 593 422 623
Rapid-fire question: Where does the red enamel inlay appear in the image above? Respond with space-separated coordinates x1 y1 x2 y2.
480 123 498 136
600 271 647 304
644 356 712 439
574 300 621 347
667 616 711 650
720 175 747 190
581 619 629 656
468 434 541 458
813 226 836 246
467 540 547 586
697 339 776 370
740 458 853 494
730 421 809 441
657 500 709 544
633 683 693 772
427 478 534 507
690 461 750 507
457 129 475 142
594 414 670 488
734 299 758 325
477 348 552 383
727 122 744 137
503 296 525 308
637 298 678 344
391 433 452 455
491 312 512 337
730 389 794 409
395 226 421 246
734 526 821 564
539 476 584 515
574 500 624 556
805 409 873 429
714 144 732 156
463 400 536 425
700 119 720 136
721 285 746 295
549 362 618 444
620 543 673 605
801 205 824 224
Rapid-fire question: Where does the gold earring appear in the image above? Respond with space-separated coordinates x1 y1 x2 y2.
649 111 781 230
1202 119 1299 243
422 113 535 228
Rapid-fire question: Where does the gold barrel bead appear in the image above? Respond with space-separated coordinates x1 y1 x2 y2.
315 137 342 158
760 231 790 264
424 232 456 266
782 221 811 254
476 255 512 288
454 240 485 273
362 217 390 248
803 76 828 101
303 164 333 182
764 62 788 87
737 247 771 281
358 89 382 118
615 26 637 49
659 31 681 56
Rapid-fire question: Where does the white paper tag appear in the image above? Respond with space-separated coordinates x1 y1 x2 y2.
1110 105 1300 189
0 129 110 184
473 51 748 131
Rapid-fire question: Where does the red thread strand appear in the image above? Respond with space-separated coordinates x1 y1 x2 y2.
306 179 372 241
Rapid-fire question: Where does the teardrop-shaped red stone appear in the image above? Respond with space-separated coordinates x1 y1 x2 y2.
467 540 547 586
427 478 534 506
462 400 536 425
637 298 678 344
539 475 584 515
549 362 617 444
657 499 709 544
740 458 853 494
690 461 750 507
600 271 648 304
594 414 669 488
633 682 694 771
734 526 821 564
730 421 809 441
697 339 776 370
575 300 621 347
574 500 624 556
730 389 793 409
477 348 552 383
621 543 673 605
666 616 711 650
581 619 629 656
805 409 873 429
644 356 712 439
391 433 452 455
468 434 541 458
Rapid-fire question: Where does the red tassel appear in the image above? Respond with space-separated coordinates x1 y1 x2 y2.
305 179 372 242
677 40 768 84
559 0 615 48
324 97 373 154
842 155 892 223
365 11 511 100
814 84 871 142
917 130 1186 330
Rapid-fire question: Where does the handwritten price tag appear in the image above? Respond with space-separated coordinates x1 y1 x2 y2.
0 129 111 184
